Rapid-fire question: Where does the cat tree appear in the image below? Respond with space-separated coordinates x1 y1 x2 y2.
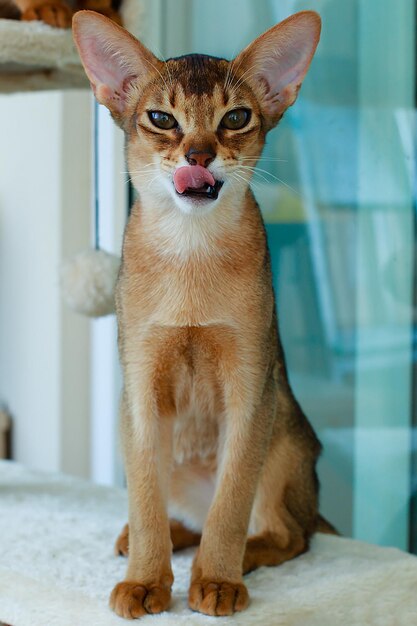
0 1 141 315
0 0 144 92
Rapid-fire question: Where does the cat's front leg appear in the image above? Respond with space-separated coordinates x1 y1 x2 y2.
110 392 174 619
189 375 275 616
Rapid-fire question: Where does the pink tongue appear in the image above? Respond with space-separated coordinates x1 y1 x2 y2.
173 165 215 194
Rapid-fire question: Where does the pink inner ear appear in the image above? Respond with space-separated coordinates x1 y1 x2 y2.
261 34 317 99
82 36 133 97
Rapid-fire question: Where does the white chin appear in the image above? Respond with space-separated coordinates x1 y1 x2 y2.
173 192 218 215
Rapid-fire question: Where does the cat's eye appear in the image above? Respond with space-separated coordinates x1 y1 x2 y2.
148 111 178 130
220 108 251 130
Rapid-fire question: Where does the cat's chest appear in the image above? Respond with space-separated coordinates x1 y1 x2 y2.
155 268 227 325
126 255 236 327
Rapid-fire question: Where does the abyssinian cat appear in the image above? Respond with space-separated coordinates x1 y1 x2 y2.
0 0 120 27
73 9 334 619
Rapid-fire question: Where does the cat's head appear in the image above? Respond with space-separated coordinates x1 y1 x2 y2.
73 11 320 215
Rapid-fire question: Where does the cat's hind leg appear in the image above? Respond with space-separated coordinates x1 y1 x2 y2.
243 430 321 574
115 519 201 557
115 460 212 556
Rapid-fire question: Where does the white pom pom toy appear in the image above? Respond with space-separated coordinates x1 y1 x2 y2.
61 101 124 318
60 248 120 317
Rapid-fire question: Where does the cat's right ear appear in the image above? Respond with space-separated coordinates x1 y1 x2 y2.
72 11 162 121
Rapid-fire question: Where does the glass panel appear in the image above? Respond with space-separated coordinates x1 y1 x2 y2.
160 0 415 549
354 0 414 549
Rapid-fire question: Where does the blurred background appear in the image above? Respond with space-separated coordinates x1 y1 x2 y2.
0 0 416 553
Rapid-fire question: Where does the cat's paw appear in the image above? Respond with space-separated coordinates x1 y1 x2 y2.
188 579 249 616
110 581 171 618
114 523 129 557
21 1 72 28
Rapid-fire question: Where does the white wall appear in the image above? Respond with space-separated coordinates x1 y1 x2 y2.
0 89 92 477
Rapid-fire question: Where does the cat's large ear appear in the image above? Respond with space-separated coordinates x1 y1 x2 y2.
233 11 321 127
72 11 162 121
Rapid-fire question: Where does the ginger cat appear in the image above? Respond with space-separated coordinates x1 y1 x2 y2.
1 0 120 27
73 10 333 619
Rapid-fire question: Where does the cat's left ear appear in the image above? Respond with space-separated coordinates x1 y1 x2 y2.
233 11 321 127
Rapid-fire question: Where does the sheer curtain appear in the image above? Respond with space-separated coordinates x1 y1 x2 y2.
164 0 416 548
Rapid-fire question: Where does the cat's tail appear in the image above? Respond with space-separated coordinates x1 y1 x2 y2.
315 514 339 535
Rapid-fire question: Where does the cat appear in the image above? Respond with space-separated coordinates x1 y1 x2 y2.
73 9 334 619
0 0 120 27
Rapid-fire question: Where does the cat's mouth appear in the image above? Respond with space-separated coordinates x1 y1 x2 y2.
177 180 224 200
173 165 224 201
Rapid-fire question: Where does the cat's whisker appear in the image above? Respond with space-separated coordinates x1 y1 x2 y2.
236 164 297 192
238 164 277 175
125 169 161 188
226 63 259 98
146 173 162 190
223 63 232 93
231 171 262 193
122 163 159 174
238 165 301 196
222 42 241 93
142 57 171 95
153 46 174 90
158 53 176 92
239 157 288 163
235 166 270 186
129 171 160 179
225 55 246 94
223 56 238 94
238 163 288 180
127 169 160 176
125 173 155 183
270 176 301 196
228 64 270 100
237 164 272 175
229 173 244 188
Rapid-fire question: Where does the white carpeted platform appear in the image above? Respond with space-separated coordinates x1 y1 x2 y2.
0 461 417 626
0 0 145 92
0 19 87 92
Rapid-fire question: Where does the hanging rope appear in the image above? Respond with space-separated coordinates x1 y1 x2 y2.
94 98 100 250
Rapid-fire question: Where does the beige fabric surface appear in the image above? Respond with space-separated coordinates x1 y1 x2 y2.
0 461 417 626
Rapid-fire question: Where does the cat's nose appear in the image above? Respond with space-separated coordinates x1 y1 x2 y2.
185 149 215 168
